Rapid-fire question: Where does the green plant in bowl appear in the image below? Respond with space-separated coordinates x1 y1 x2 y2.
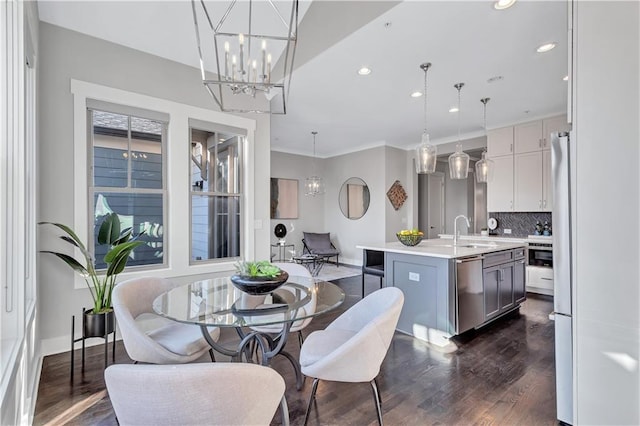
231 261 289 295
234 260 283 278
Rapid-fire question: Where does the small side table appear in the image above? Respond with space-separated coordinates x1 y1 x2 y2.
271 243 294 262
293 254 325 276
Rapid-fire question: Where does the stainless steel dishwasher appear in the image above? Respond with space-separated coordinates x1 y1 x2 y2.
456 256 484 334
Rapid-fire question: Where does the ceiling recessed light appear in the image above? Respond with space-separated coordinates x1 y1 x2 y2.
494 0 516 10
411 91 423 98
536 42 557 53
449 107 459 113
563 75 569 81
357 67 372 76
487 75 504 84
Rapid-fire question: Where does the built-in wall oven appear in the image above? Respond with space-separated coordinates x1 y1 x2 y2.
528 242 553 267
526 238 554 295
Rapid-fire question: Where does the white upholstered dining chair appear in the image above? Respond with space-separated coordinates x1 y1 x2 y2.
299 286 404 426
105 363 289 426
112 277 220 364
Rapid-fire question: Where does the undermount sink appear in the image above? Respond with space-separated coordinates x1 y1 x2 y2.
434 243 498 249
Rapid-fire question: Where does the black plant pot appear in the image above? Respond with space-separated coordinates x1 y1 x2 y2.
230 271 289 295
83 309 116 338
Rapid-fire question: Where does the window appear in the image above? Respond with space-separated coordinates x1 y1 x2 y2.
190 123 243 263
88 107 167 269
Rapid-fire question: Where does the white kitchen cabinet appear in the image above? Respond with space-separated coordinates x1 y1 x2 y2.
513 150 552 212
488 115 568 213
487 127 513 157
526 265 553 295
515 115 571 152
515 151 544 211
487 155 514 212
515 121 544 154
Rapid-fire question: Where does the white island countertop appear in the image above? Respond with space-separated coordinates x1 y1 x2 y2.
356 238 527 259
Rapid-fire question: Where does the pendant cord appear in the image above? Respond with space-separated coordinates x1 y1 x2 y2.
457 84 462 144
423 67 428 134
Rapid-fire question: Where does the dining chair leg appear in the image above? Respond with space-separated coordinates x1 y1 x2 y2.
297 330 305 348
280 395 290 426
370 378 384 426
303 378 320 426
361 273 366 299
209 349 216 362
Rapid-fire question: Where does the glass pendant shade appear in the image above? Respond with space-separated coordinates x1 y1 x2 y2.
415 131 437 174
304 176 325 196
449 144 470 179
475 151 494 183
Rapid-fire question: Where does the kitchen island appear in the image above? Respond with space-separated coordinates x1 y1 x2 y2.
357 239 527 347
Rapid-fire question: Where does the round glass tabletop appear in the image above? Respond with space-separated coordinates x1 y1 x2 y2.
152 275 345 328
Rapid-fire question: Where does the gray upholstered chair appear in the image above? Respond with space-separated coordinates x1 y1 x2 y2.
299 287 404 426
302 232 340 267
112 277 220 364
105 363 289 426
362 249 385 298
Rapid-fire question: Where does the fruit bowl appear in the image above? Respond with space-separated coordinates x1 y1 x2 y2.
396 232 423 246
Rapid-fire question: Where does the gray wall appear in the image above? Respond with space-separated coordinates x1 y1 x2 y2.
323 146 386 265
573 2 639 423
384 146 411 242
269 151 325 257
37 23 271 346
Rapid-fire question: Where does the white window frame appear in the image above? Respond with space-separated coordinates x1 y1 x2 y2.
71 79 256 289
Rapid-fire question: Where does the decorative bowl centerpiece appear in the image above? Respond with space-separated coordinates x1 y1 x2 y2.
396 229 424 246
230 261 289 295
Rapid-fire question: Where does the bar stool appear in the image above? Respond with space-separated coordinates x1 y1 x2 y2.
361 249 385 298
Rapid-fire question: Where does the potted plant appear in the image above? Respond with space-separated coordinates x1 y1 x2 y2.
40 212 145 337
230 260 289 295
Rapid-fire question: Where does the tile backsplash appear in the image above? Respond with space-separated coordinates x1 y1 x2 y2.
487 212 552 237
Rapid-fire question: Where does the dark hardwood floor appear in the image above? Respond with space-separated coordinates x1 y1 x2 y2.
34 275 557 426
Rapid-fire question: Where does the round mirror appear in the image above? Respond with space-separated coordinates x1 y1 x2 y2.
339 177 370 220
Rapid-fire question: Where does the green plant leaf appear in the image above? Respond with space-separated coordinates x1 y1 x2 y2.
106 247 139 276
41 251 88 275
97 213 121 245
39 222 87 252
112 228 133 246
104 240 144 264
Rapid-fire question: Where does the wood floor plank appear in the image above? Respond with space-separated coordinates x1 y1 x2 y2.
33 275 557 425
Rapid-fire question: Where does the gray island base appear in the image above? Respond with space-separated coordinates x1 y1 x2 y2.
357 239 527 348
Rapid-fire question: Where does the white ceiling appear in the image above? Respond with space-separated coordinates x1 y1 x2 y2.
38 0 568 158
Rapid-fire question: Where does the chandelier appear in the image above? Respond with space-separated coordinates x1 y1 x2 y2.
475 98 495 183
448 82 470 179
415 62 437 174
305 131 325 196
191 0 299 114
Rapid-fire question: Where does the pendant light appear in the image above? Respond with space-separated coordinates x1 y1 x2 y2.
448 82 470 179
304 131 325 196
415 62 437 174
476 98 495 183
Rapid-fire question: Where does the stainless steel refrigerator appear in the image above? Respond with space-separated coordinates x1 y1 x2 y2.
551 131 574 425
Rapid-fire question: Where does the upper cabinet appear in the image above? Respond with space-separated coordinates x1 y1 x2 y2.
488 115 570 213
487 127 514 157
515 121 544 154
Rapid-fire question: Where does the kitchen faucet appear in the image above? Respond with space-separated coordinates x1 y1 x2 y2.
454 215 471 246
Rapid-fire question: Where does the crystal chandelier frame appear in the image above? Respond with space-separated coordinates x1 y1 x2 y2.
191 0 299 114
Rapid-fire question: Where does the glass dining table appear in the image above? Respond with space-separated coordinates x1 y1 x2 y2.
152 275 345 389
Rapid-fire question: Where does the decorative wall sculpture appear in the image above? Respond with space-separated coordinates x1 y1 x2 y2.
386 180 407 211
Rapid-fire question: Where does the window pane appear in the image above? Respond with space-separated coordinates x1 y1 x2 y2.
94 193 164 269
92 111 129 188
191 195 240 261
131 117 163 189
216 140 240 194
